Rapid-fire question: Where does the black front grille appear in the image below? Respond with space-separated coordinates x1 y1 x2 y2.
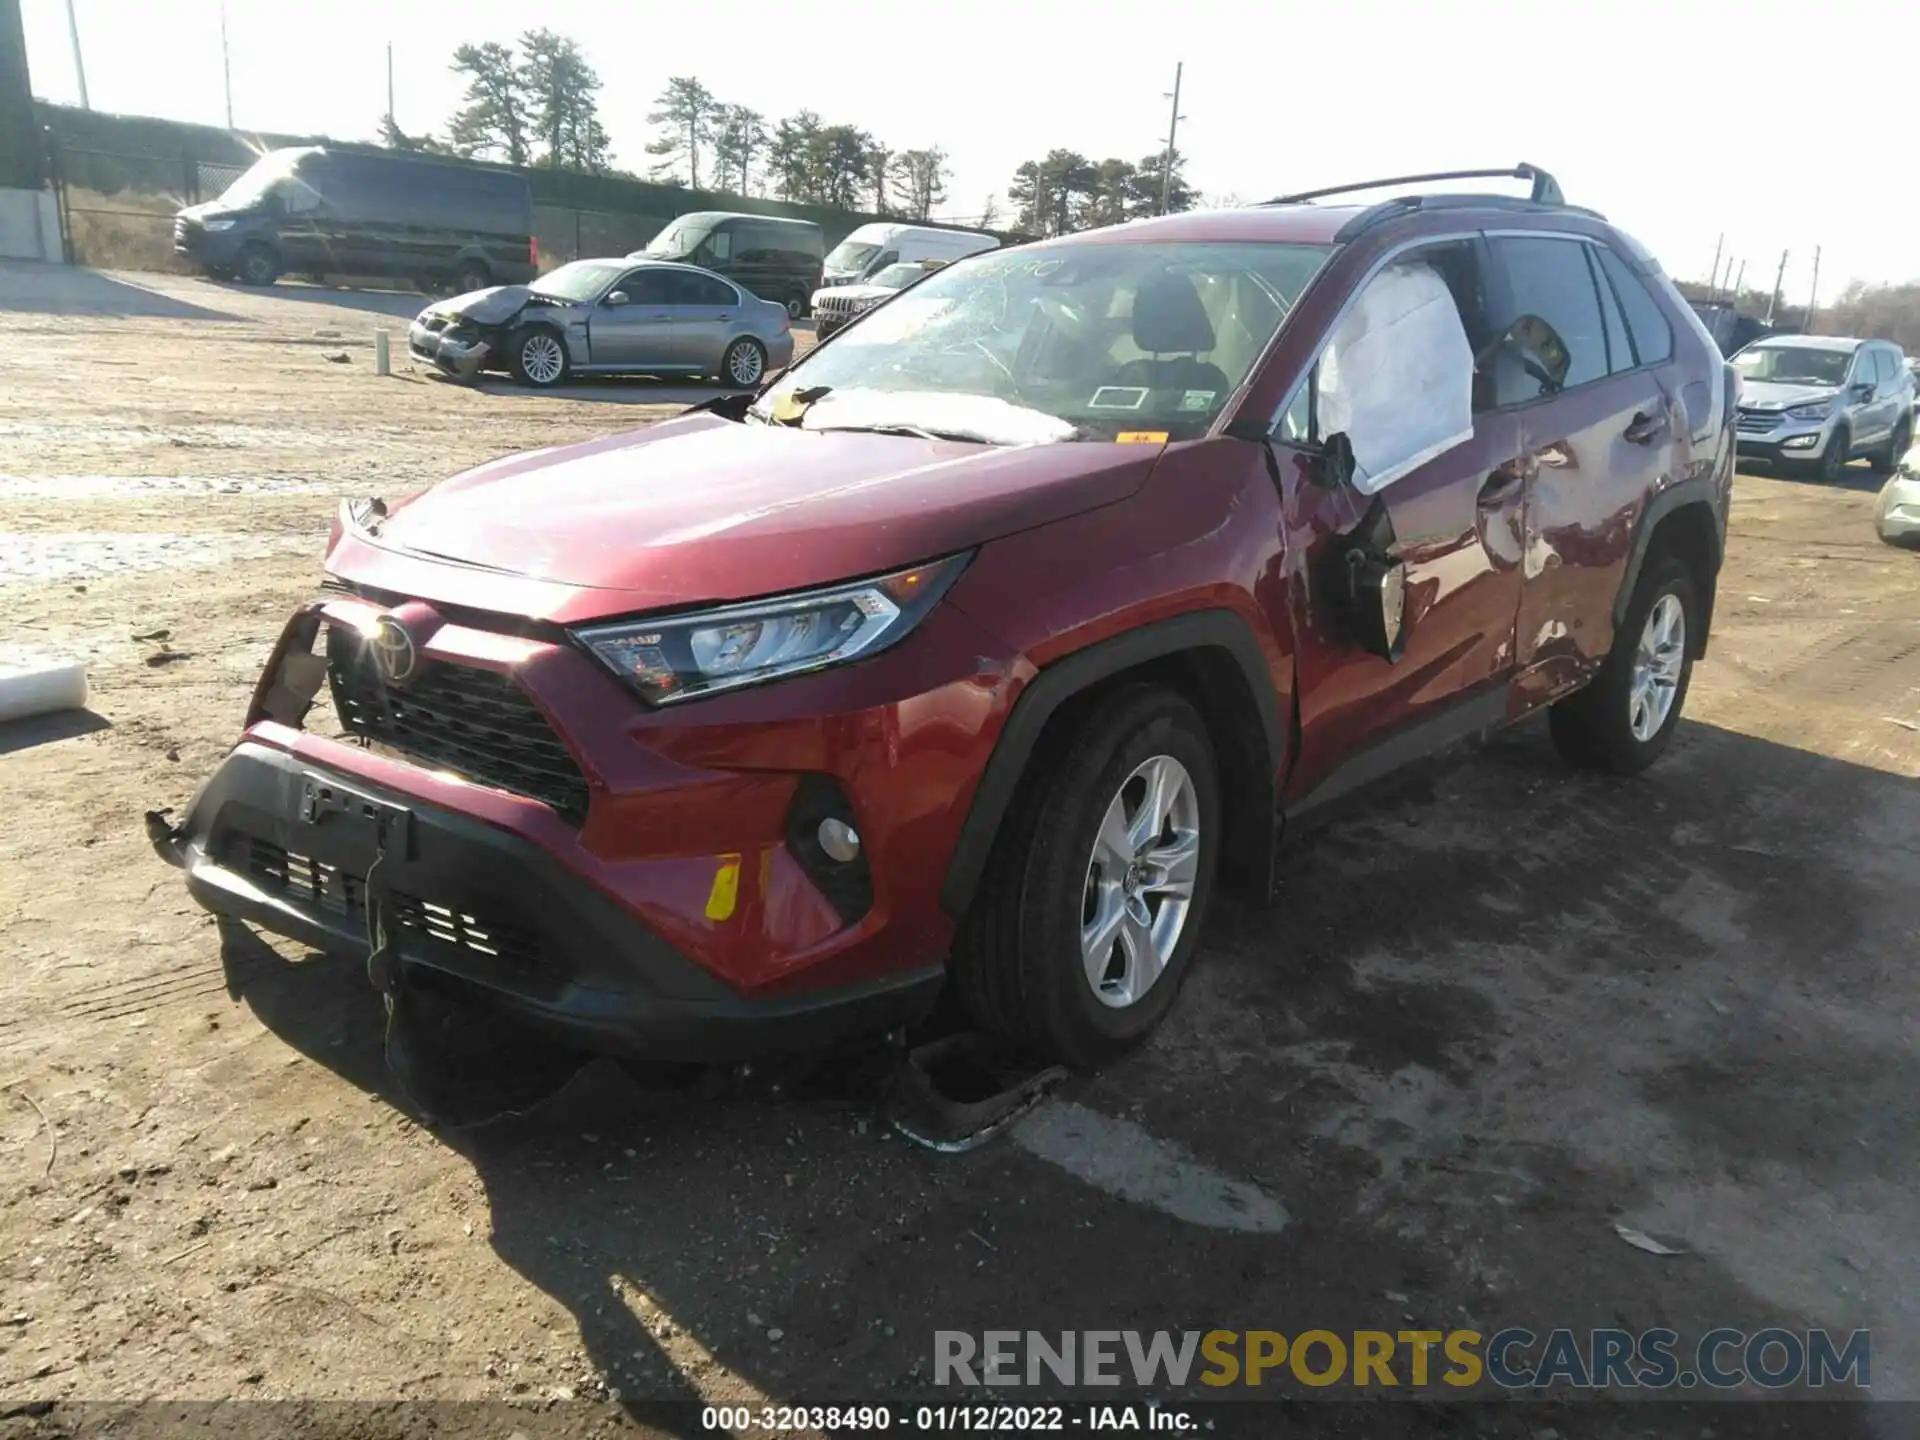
326 628 591 825
244 839 544 969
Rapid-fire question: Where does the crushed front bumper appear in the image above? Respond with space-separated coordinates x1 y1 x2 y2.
407 319 492 380
151 741 942 1061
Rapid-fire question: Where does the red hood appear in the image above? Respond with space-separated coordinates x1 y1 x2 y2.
338 413 1159 622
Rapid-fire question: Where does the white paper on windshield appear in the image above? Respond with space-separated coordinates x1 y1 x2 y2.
1315 261 1474 496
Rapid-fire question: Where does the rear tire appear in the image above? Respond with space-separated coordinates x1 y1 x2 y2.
952 686 1220 1069
1548 555 1698 776
455 260 491 294
1872 416 1911 474
720 337 767 389
508 325 569 388
785 292 807 321
234 243 279 287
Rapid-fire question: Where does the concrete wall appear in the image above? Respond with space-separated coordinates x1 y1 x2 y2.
0 186 59 260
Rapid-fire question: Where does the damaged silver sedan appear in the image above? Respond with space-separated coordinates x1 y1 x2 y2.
408 257 796 390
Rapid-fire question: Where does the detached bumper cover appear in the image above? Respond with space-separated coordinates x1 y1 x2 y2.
156 741 941 1060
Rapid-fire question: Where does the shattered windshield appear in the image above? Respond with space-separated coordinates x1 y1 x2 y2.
1735 346 1853 387
869 263 934 290
753 239 1332 442
530 261 624 303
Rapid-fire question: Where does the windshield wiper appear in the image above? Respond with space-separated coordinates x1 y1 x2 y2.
812 422 979 442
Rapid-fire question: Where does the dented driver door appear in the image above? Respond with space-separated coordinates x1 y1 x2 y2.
1271 408 1530 808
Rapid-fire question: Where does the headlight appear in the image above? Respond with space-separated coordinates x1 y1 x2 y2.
1787 399 1834 421
574 553 970 705
201 218 236 232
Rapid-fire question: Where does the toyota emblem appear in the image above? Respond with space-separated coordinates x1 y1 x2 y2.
370 616 418 685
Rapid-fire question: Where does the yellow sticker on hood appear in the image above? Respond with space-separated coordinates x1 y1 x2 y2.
705 854 742 921
1116 431 1169 444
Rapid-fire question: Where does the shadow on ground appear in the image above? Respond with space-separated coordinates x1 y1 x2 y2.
0 262 242 320
213 716 1910 1436
0 709 111 755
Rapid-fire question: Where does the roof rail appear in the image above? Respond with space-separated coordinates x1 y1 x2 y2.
1262 163 1566 208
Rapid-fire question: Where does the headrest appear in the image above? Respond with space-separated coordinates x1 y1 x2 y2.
1132 271 1216 354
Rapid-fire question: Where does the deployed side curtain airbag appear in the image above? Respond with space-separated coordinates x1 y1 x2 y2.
1316 261 1475 496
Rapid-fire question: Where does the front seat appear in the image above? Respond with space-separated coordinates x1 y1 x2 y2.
1113 271 1233 397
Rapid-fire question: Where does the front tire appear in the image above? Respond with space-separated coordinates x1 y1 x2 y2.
1548 555 1698 776
508 326 570 388
234 243 279 287
720 337 767 389
952 686 1221 1068
1796 425 1849 482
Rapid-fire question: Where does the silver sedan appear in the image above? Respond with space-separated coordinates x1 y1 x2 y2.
408 258 795 390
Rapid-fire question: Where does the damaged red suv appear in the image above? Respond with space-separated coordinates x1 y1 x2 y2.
154 165 1735 1069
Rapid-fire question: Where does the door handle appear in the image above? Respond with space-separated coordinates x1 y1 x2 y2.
1624 411 1667 445
1477 470 1525 510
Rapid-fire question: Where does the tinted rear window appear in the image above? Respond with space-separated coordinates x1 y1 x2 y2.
319 154 529 234
1594 245 1673 366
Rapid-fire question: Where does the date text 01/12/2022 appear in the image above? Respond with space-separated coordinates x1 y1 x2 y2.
699 1403 1195 1431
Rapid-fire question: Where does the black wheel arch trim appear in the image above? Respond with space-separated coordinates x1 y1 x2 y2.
1612 475 1725 656
938 608 1283 922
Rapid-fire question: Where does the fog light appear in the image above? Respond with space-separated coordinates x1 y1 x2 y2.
1783 433 1819 449
817 817 861 863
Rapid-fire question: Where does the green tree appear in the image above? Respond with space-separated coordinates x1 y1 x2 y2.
710 105 768 195
1085 157 1136 229
520 29 609 171
446 42 531 165
378 114 446 153
1008 149 1094 237
811 125 872 209
767 111 822 201
890 148 949 221
646 76 718 189
1127 147 1197 218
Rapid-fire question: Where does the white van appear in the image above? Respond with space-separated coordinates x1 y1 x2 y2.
820 223 998 287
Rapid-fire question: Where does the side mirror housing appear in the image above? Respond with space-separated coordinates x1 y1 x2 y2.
1487 313 1572 396
1322 492 1409 662
1851 380 1875 402
1311 431 1356 491
604 290 629 307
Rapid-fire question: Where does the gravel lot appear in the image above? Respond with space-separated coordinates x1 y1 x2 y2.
1 263 1916 1438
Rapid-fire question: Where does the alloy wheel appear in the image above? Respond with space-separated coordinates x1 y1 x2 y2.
520 333 564 385
726 341 764 388
1628 592 1686 742
1079 754 1200 1009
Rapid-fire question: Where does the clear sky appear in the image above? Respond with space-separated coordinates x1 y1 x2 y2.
21 0 1919 295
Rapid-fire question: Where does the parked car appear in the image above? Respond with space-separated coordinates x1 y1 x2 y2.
1731 335 1913 480
819 222 999 288
1878 442 1920 545
174 146 537 292
810 259 945 339
152 165 1734 1072
633 212 823 320
408 257 793 389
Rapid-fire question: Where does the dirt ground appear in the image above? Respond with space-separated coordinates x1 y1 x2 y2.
1 263 1916 1438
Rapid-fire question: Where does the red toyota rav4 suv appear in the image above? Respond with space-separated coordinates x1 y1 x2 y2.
154 166 1735 1070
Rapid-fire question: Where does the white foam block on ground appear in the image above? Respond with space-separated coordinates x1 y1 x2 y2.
0 657 91 723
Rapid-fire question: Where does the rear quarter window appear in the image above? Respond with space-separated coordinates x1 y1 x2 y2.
1487 235 1610 403
1594 244 1673 366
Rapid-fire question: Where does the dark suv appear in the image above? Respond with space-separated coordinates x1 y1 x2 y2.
154 165 1735 1070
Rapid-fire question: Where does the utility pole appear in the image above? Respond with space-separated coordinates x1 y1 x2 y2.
1765 247 1789 325
220 2 233 129
1707 232 1724 303
386 42 394 129
1731 259 1746 304
63 0 87 109
1805 245 1821 332
1158 62 1184 216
